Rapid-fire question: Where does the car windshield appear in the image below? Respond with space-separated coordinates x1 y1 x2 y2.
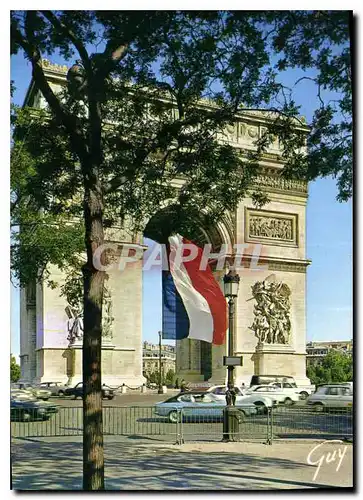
178 395 195 403
162 396 179 403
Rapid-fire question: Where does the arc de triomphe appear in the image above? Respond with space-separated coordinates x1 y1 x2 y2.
19 60 311 387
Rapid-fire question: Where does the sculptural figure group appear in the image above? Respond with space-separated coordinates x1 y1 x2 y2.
250 216 293 240
249 276 291 345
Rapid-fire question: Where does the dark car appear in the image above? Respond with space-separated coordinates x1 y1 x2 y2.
11 398 59 421
64 382 115 400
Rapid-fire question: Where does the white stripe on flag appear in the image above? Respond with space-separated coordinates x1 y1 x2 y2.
169 234 214 343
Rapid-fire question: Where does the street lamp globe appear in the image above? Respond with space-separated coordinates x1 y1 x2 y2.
223 269 240 298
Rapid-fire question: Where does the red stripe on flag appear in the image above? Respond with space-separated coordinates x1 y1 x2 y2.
181 238 227 345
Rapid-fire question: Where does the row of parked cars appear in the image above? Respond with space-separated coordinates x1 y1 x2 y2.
154 379 353 423
10 382 115 422
12 381 116 400
11 381 116 422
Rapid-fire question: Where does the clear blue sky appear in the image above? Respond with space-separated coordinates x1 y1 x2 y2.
10 48 352 357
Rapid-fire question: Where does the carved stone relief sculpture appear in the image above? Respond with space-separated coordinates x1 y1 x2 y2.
246 208 298 247
66 305 84 345
65 282 114 345
249 216 293 241
252 174 308 194
249 275 291 345
102 284 114 339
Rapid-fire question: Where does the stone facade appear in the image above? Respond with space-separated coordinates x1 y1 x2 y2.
19 60 311 387
175 189 311 386
306 340 353 367
142 342 176 378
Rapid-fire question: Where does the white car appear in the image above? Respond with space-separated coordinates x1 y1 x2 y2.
12 382 52 401
206 385 276 412
245 385 300 405
307 384 353 411
268 382 312 400
11 389 37 401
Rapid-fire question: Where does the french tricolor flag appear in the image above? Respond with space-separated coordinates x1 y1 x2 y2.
162 234 227 345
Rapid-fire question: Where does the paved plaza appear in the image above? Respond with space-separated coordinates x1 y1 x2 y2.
11 436 353 490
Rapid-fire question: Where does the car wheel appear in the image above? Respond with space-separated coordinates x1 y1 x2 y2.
41 398 49 401
168 410 179 423
254 402 267 415
314 403 325 412
300 391 308 400
284 397 293 406
58 390 64 396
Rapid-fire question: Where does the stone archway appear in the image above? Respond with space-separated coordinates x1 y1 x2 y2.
143 204 234 384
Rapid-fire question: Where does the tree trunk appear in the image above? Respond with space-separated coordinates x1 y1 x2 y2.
82 171 105 491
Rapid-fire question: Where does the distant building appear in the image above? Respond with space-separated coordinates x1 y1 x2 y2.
306 340 353 367
142 341 176 378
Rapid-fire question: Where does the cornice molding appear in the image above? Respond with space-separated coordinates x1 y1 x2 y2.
242 254 311 273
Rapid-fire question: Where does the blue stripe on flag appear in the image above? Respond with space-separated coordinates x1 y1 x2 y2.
162 270 190 340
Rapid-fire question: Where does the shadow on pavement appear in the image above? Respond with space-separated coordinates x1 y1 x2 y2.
11 438 352 491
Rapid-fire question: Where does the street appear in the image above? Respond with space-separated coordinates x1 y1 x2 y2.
45 390 176 407
11 393 352 442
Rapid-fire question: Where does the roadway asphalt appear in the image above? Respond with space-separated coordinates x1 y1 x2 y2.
45 390 178 407
45 391 310 407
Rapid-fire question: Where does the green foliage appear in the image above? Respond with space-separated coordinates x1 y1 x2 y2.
11 354 21 382
165 369 176 386
11 10 352 292
146 371 160 385
10 11 304 295
307 351 353 386
145 369 175 386
269 11 352 201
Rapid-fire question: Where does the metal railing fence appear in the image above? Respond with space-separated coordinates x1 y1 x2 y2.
11 404 353 443
271 405 353 440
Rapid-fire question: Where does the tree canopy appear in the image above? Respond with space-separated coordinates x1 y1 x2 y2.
11 354 21 383
307 350 353 386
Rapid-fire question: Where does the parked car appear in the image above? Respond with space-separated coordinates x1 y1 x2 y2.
245 385 300 405
249 375 297 387
154 391 257 423
206 385 276 413
39 381 69 396
11 388 36 401
64 382 115 400
268 382 313 400
315 382 353 392
12 382 52 401
248 375 314 400
11 397 59 421
307 384 353 411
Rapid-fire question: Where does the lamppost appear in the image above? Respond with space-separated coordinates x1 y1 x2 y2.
222 269 242 441
158 331 163 394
